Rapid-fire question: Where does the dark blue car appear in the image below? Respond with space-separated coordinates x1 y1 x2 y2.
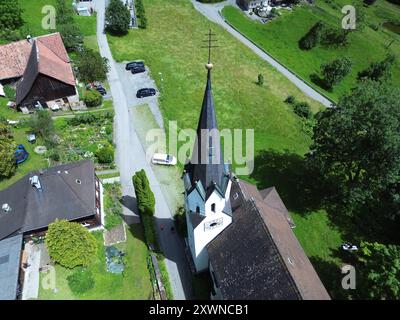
14 144 29 164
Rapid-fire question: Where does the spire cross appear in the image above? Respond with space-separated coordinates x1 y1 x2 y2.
202 29 218 64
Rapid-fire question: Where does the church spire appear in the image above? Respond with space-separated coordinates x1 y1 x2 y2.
184 31 227 198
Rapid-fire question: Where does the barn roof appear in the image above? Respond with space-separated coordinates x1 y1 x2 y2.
15 34 76 105
0 33 70 82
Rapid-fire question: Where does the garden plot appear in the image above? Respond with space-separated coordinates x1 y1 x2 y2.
52 112 115 170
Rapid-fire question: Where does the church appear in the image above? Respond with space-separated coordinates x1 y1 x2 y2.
182 58 330 300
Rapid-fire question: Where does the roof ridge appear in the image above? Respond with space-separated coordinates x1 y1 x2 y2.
36 33 69 63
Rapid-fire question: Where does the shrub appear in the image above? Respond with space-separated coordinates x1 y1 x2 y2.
257 73 264 86
84 90 103 108
135 0 147 29
95 144 114 163
67 268 95 294
299 21 325 50
321 57 353 89
0 123 16 179
45 220 97 269
49 149 61 162
132 169 155 216
3 85 16 101
293 102 312 119
285 95 296 105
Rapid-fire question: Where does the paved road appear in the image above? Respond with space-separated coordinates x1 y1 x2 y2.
95 0 192 300
190 0 333 108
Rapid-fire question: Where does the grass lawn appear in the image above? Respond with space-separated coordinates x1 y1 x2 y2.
222 1 400 102
108 0 323 158
38 226 153 300
20 0 57 37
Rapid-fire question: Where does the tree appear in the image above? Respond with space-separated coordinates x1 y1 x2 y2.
132 169 155 216
105 0 131 35
0 123 16 179
29 110 55 144
0 0 23 32
321 28 349 47
293 102 312 119
84 90 103 108
55 0 75 25
257 73 264 86
321 57 352 89
45 220 97 269
299 21 325 50
358 54 396 82
308 80 400 211
58 23 83 52
75 47 109 83
357 242 400 300
95 145 114 164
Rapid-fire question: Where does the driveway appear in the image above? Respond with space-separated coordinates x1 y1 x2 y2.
95 0 192 300
189 0 333 108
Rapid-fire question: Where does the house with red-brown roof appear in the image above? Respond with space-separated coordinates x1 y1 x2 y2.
0 33 78 110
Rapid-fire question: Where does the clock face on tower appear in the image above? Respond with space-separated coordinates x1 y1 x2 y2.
204 218 223 231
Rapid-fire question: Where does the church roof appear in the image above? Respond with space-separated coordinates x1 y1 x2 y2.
207 179 330 300
184 69 228 199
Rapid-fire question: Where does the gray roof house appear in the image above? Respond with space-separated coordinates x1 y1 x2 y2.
0 160 102 241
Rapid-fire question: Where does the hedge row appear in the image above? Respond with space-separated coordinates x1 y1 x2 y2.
132 169 155 216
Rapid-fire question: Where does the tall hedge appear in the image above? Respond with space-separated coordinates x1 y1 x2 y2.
132 169 155 216
45 220 97 269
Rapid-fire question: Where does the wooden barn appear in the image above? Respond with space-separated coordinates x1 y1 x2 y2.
15 35 77 110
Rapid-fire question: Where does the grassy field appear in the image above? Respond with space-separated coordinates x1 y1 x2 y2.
38 226 153 300
222 1 400 101
106 0 354 298
108 0 324 157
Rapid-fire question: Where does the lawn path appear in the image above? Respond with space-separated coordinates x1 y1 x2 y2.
95 0 192 300
189 0 333 108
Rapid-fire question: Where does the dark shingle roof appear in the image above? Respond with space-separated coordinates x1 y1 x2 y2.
184 69 228 199
0 234 23 300
0 160 97 240
207 179 330 300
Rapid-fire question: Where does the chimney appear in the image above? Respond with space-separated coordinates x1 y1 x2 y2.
29 175 42 190
2 203 11 213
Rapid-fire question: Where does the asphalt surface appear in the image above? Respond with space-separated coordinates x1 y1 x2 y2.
190 0 333 108
95 0 192 300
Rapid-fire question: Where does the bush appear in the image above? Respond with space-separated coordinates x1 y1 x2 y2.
67 268 95 294
84 90 103 108
132 169 155 216
285 95 296 105
3 85 16 101
293 102 312 119
95 144 114 163
49 149 61 162
45 220 97 269
257 73 264 86
135 0 147 29
299 21 325 50
0 123 16 179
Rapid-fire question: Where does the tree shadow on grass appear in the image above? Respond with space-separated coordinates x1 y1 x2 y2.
250 149 332 215
310 73 332 91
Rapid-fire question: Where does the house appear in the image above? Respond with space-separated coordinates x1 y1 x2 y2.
0 33 78 111
0 160 103 300
182 60 330 300
0 160 103 241
236 0 265 10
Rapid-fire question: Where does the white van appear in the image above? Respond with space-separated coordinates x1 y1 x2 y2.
152 153 177 166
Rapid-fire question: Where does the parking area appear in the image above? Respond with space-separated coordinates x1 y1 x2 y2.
114 62 164 129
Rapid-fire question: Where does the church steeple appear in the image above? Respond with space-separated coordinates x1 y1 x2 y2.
184 53 228 198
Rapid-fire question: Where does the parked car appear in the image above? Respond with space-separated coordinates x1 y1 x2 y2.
131 66 146 74
95 86 107 96
136 88 156 98
152 153 177 166
14 144 29 164
125 61 145 70
341 243 358 252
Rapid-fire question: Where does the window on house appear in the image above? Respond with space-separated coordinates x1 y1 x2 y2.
196 206 200 214
211 203 216 212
